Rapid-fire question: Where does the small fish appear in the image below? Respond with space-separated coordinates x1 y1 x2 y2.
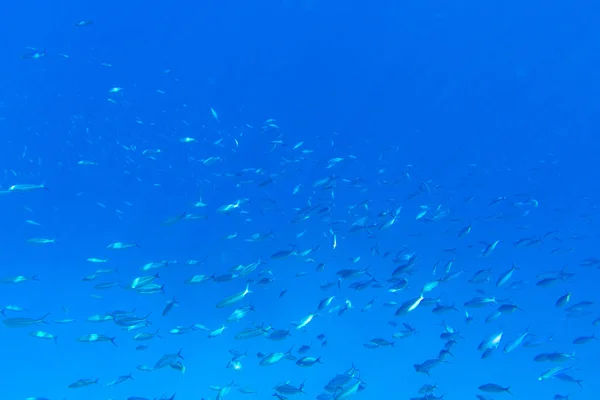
478 383 512 395
295 313 319 330
1 275 39 284
162 298 180 316
216 284 252 308
8 183 48 192
496 263 518 287
3 313 50 328
457 224 472 238
29 330 58 343
27 238 56 244
68 378 99 388
573 334 598 345
76 333 117 346
503 329 530 353
75 20 94 27
107 241 140 250
208 325 227 338
482 240 500 257
210 107 220 122
87 257 108 263
555 292 571 307
104 373 133 387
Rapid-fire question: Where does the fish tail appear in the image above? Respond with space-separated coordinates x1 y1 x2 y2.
38 312 51 322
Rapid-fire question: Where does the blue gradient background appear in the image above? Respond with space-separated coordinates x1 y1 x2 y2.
1 1 599 399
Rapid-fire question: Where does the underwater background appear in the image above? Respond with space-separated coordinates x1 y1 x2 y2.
1 0 599 399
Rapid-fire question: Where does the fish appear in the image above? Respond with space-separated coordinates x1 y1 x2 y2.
76 333 118 346
29 330 58 342
8 183 48 192
3 313 50 328
68 378 98 388
478 383 512 395
3 49 597 400
216 284 252 308
107 241 141 250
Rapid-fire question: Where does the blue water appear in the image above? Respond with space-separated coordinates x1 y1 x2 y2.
1 1 599 399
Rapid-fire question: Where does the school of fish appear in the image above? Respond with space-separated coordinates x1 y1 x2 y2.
1 18 598 400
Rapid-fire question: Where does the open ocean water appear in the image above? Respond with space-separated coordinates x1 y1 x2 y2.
1 1 599 400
